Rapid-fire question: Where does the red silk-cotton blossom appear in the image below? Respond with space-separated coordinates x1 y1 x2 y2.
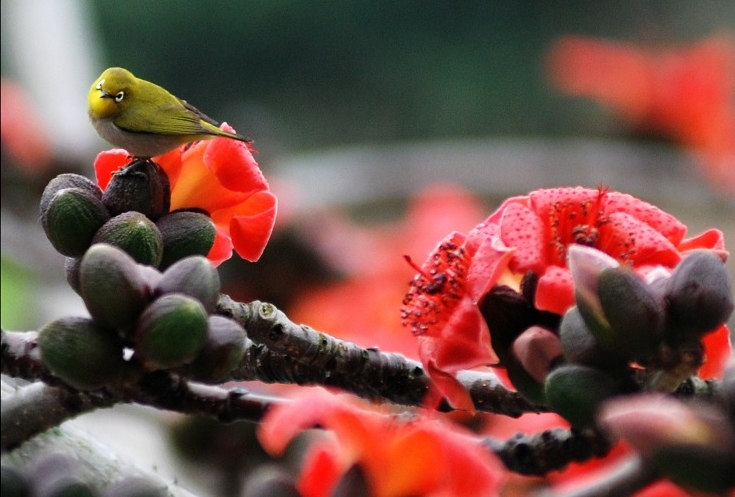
401 186 729 410
94 123 277 265
258 389 506 497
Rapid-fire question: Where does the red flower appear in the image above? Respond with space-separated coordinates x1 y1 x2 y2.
546 34 735 197
258 389 506 497
401 186 729 409
94 124 277 265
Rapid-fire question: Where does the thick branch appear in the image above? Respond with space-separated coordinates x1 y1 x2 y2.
218 296 543 416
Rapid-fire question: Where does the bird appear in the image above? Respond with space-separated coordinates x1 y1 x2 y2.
88 67 250 157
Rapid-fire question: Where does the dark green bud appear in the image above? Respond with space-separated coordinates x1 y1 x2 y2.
93 212 164 267
665 250 734 338
505 356 547 405
80 244 149 333
38 316 126 390
101 159 170 220
156 256 220 313
598 267 665 359
1 465 30 497
134 293 208 369
545 364 618 427
65 257 82 295
560 306 624 368
40 173 102 215
156 211 216 270
187 316 247 383
652 444 735 493
41 188 111 257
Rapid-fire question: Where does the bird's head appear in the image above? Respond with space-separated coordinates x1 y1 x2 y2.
88 67 137 120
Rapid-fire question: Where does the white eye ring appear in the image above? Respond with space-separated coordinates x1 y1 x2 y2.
114 91 124 102
96 79 105 91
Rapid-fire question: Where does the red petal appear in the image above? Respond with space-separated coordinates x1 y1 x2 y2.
466 234 515 302
678 228 727 255
227 192 278 262
204 134 268 196
297 440 343 497
421 354 475 411
206 228 234 266
432 298 498 372
93 149 130 191
699 324 732 379
535 265 575 314
605 191 687 245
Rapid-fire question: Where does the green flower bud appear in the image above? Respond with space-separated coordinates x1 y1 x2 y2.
598 267 665 359
511 326 562 384
156 211 216 270
41 188 111 257
1 465 29 497
505 356 547 405
560 306 624 368
134 294 208 369
65 257 82 295
40 173 102 215
666 250 734 338
186 316 247 383
38 316 126 390
80 244 149 333
156 256 220 313
93 212 164 267
544 364 619 427
101 159 171 220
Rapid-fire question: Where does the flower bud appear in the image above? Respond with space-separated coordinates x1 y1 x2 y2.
505 357 546 405
1 465 29 497
80 244 149 333
93 212 164 267
134 293 208 369
41 188 111 257
598 267 665 359
38 316 126 390
40 173 102 215
65 257 82 295
544 364 619 427
186 316 247 383
101 159 170 220
511 326 562 384
559 306 626 369
156 256 220 313
665 250 734 338
600 395 735 493
156 211 216 270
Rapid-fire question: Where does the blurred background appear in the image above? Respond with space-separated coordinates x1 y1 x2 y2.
2 1 734 496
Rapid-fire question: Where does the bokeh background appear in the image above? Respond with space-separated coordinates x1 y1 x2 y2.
2 1 734 495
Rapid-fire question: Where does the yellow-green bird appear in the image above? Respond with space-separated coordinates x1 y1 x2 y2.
88 67 250 157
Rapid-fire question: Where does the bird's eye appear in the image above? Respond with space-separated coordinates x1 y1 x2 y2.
114 91 125 102
95 79 104 91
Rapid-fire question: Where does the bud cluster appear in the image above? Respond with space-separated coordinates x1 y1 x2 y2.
40 165 216 271
485 246 733 427
38 244 247 390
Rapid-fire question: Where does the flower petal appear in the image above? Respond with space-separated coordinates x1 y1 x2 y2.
699 324 732 379
536 265 575 314
600 211 682 266
204 131 268 196
605 192 688 245
94 149 130 191
498 201 546 273
222 191 278 262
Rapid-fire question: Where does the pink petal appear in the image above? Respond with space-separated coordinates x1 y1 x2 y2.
498 201 546 273
601 212 682 267
605 191 687 245
204 133 268 196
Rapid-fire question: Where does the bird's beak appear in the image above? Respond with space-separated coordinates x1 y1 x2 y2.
99 90 112 99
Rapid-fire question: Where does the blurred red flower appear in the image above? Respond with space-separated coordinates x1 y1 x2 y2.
546 34 735 197
0 79 52 171
402 186 730 409
94 124 277 265
258 389 506 497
